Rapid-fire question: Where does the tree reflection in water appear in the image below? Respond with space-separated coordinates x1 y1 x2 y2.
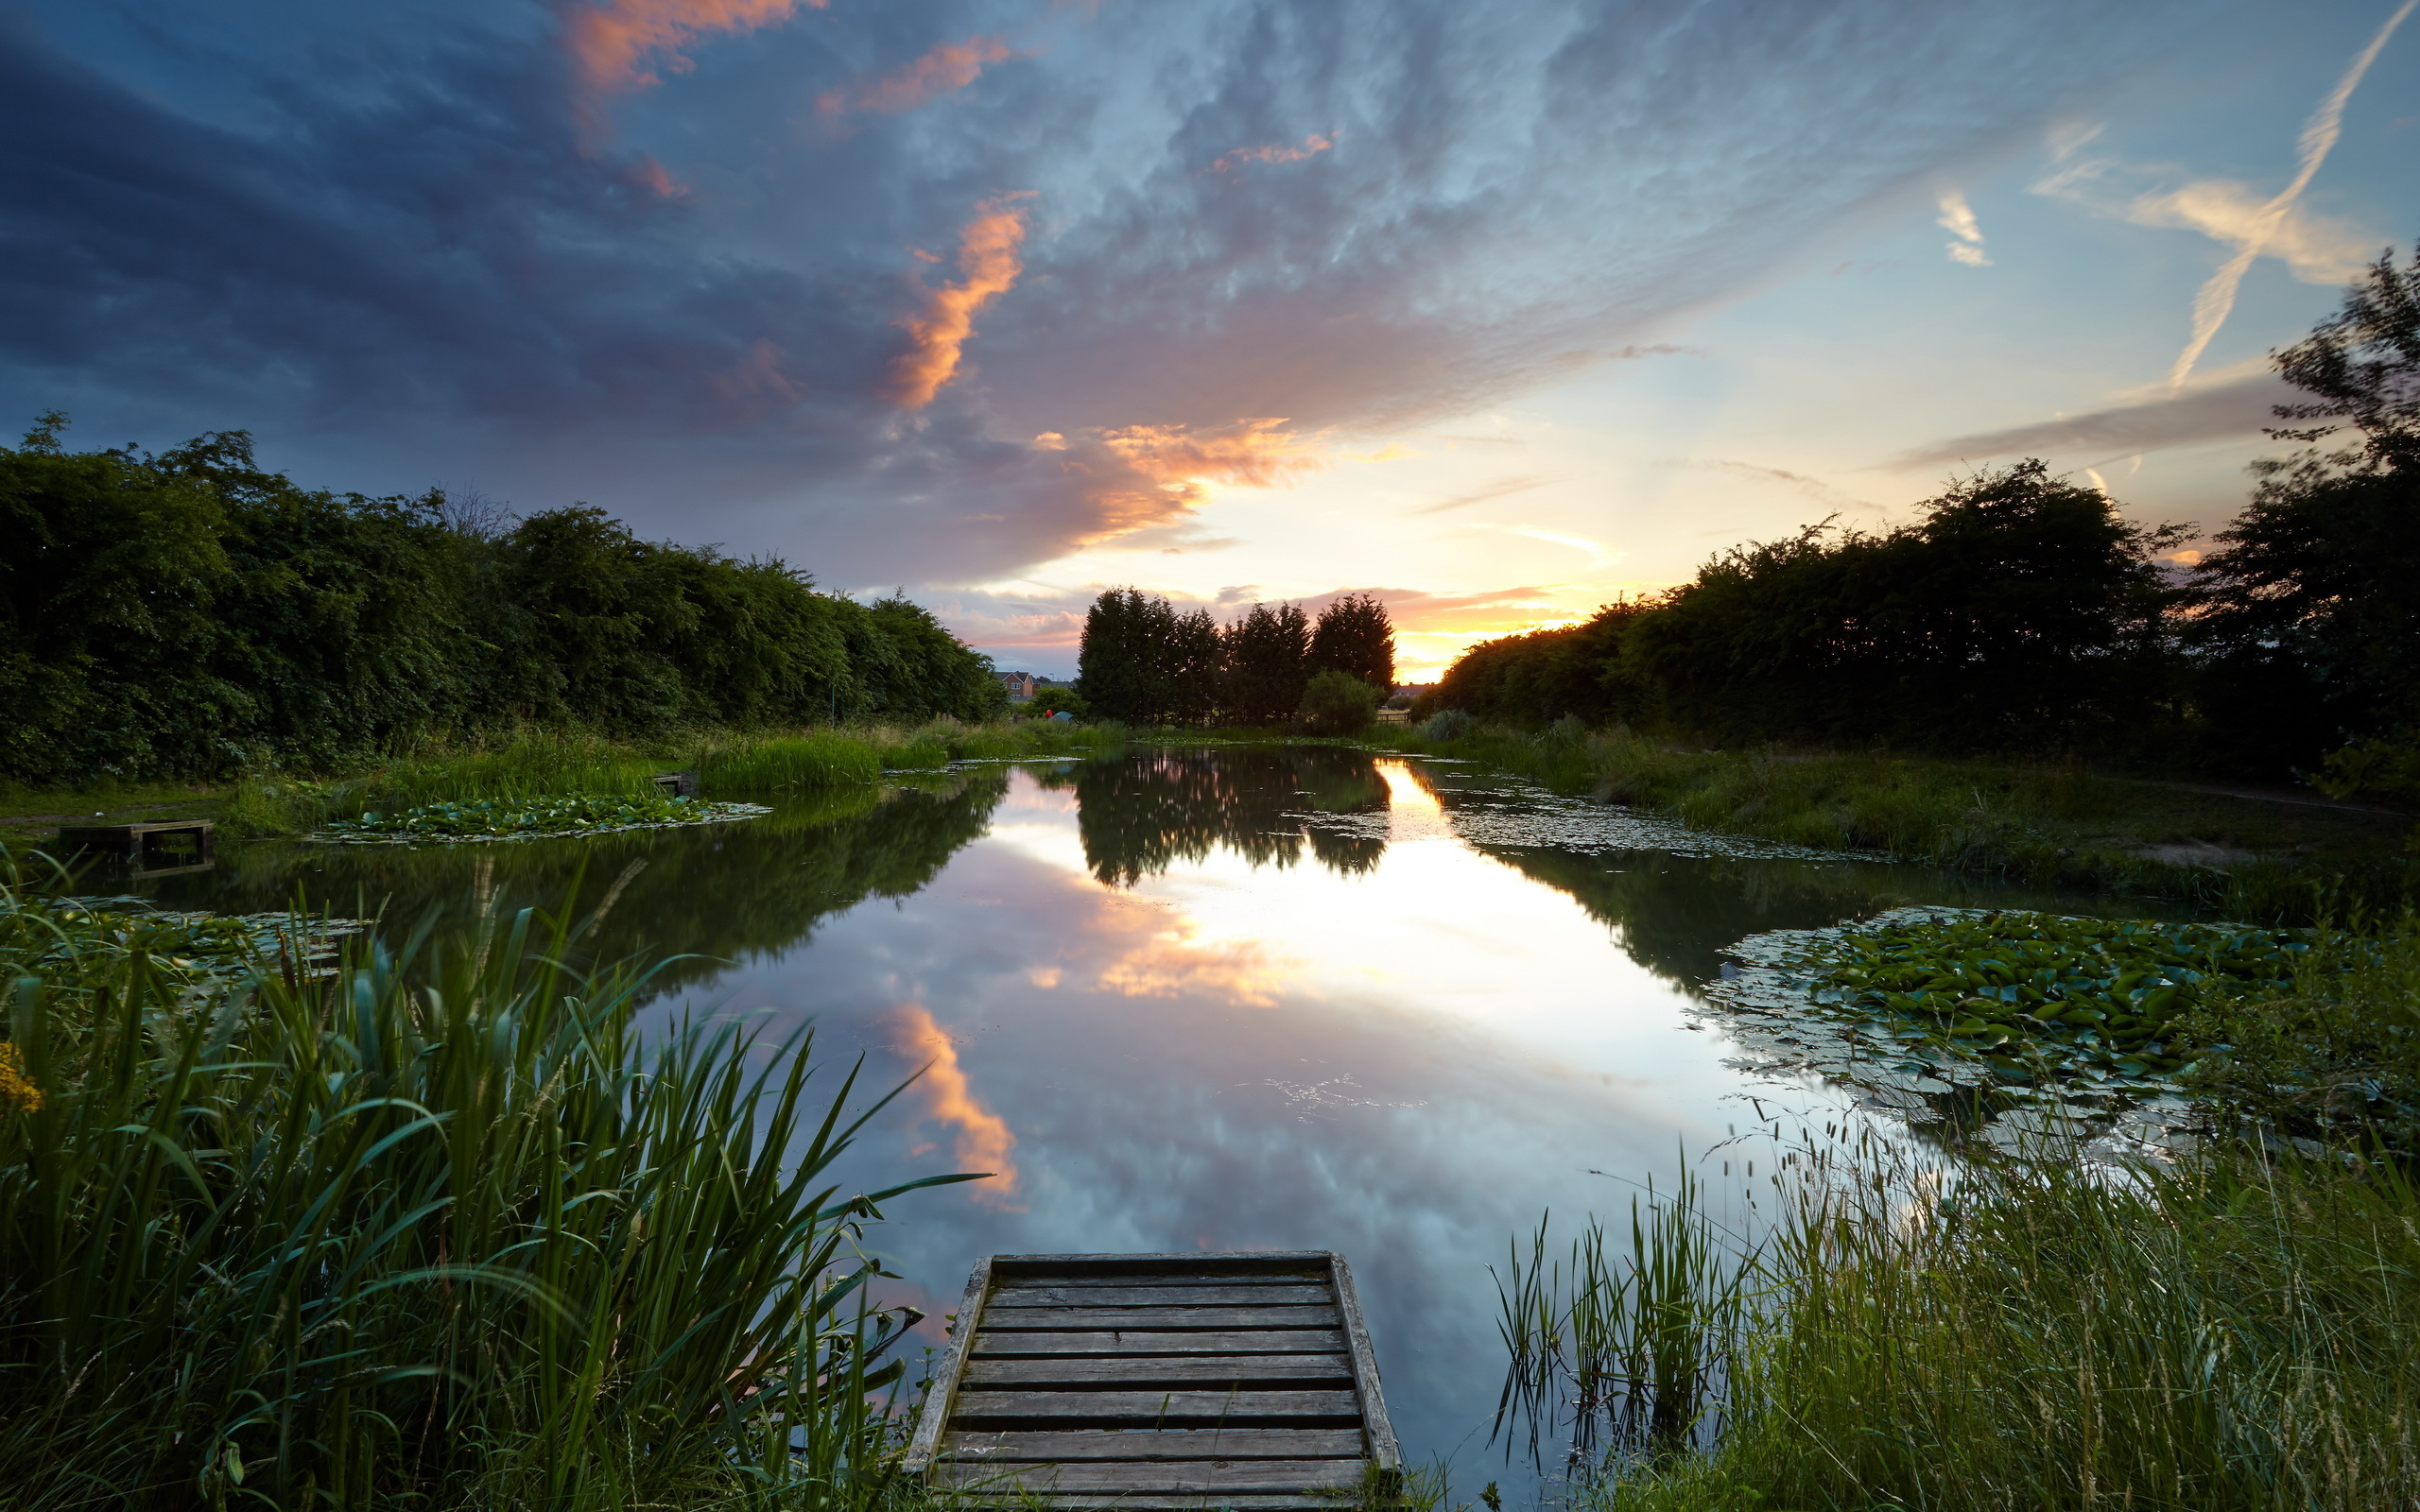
1039 746 1390 886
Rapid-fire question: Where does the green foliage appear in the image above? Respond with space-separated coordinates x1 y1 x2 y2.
1629 461 2182 752
1307 593 1396 693
1296 670 1380 735
1577 1143 2420 1512
0 870 967 1509
1398 722 2417 918
2177 920 2420 1154
2192 452 2420 772
1221 600 1312 724
1495 1171 1746 1469
316 792 768 842
2316 730 2420 809
1413 599 1656 730
1075 588 1185 724
1072 591 1397 729
1792 911 2331 1088
0 422 1005 784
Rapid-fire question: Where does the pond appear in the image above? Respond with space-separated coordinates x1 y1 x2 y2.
136 747 2163 1486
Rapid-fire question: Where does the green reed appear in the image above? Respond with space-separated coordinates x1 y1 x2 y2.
1534 1131 2420 1511
0 860 972 1509
1495 1165 1752 1475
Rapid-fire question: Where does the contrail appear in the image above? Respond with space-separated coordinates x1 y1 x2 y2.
2167 0 2415 390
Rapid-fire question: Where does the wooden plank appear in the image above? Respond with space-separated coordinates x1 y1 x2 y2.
1329 1252 1399 1473
964 1353 1351 1386
961 1497 1348 1511
987 1283 1332 1307
994 1270 1326 1289
992 1250 1335 1270
937 1458 1365 1493
980 1303 1340 1332
971 1329 1347 1356
942 1428 1366 1462
903 1256 994 1476
947 1388 1361 1423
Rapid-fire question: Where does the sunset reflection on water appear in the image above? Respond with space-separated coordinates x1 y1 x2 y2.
157 746 2082 1485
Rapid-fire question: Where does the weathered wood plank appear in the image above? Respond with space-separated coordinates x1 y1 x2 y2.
970 1328 1347 1356
991 1250 1334 1270
937 1458 1366 1493
941 1428 1366 1462
947 1388 1361 1422
903 1256 994 1475
994 1271 1326 1290
964 1353 1351 1387
987 1283 1331 1307
964 1497 1347 1510
1329 1251 1401 1473
981 1303 1340 1332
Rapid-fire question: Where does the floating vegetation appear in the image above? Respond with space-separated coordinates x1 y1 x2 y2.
4 895 365 985
1701 907 2327 1157
309 793 771 845
1294 764 1862 862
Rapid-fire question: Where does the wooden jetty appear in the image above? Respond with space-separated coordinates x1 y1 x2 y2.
906 1250 1399 1509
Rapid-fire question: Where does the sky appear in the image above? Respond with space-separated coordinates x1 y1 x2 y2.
4 0 2415 678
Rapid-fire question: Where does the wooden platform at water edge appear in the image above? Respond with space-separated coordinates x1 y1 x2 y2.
905 1251 1400 1509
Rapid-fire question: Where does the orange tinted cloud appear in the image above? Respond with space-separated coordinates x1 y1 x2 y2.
1210 133 1337 174
1014 418 1322 550
892 1005 1020 1207
566 0 826 95
818 37 1015 118
887 196 1031 408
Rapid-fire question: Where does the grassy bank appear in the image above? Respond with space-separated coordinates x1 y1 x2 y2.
1514 1138 2420 1512
1388 719 2414 921
1497 919 2420 1510
0 862 962 1509
0 718 1127 840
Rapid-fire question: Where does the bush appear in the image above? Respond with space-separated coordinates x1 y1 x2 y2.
1296 671 1379 735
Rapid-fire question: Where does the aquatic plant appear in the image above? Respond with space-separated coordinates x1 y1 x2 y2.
0 866 972 1508
1495 1168 1749 1475
1789 910 2341 1085
314 792 769 843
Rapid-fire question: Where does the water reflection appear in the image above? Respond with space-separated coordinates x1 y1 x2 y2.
130 749 2170 1491
1038 746 1390 885
139 775 1011 991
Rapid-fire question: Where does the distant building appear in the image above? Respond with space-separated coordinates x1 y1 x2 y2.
1002 671 1039 700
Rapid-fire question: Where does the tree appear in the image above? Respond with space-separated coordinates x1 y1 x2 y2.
2192 244 2420 779
2270 240 2420 468
1308 593 1396 692
1076 588 1179 724
1221 602 1310 724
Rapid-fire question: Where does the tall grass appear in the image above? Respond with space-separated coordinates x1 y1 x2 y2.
1495 1169 1749 1475
1519 1135 2420 1512
1399 720 2415 922
212 720 1132 835
0 861 968 1509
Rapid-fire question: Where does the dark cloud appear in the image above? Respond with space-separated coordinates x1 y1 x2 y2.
1887 369 2295 472
1 0 2229 588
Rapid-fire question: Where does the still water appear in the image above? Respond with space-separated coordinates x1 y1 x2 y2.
145 747 2137 1482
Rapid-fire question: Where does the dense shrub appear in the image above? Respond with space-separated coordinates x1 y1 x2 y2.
0 418 1005 782
1296 670 1379 735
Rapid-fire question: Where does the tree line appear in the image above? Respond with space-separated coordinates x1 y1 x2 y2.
1415 244 2420 788
1074 590 1396 729
0 421 1007 784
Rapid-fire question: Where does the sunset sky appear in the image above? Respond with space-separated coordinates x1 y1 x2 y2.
5 0 2414 677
